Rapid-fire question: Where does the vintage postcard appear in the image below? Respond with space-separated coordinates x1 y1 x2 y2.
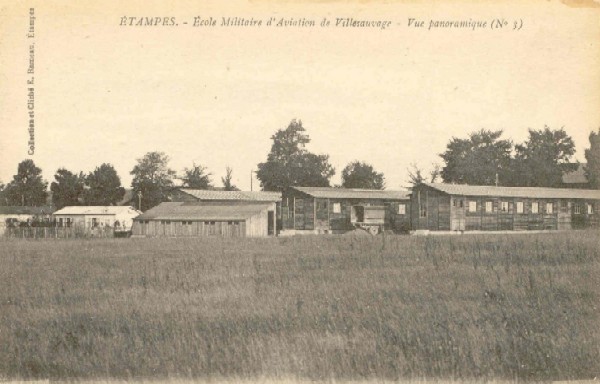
0 0 599 382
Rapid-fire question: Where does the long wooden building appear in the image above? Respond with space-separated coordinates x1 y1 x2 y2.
281 187 411 234
410 183 600 232
132 201 275 238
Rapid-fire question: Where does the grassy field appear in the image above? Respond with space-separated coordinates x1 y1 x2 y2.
0 231 599 381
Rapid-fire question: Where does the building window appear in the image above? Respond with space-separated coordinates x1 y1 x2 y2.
531 202 539 214
574 204 581 214
485 201 493 213
546 202 554 214
500 201 509 213
92 218 98 227
516 202 524 214
468 201 477 213
398 204 406 215
588 203 594 214
332 203 341 213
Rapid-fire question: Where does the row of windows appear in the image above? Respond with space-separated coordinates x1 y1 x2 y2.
418 199 596 219
308 201 407 215
457 200 594 214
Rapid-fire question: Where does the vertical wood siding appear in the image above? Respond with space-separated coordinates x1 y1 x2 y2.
411 184 600 232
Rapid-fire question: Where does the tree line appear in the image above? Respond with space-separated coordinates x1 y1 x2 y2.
0 120 598 211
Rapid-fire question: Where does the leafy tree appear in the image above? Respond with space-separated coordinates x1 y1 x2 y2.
584 128 600 189
50 168 85 209
0 181 5 205
130 151 176 211
513 127 577 187
83 163 126 205
222 166 239 191
256 119 335 191
180 163 212 189
341 161 385 189
3 159 47 206
440 129 513 186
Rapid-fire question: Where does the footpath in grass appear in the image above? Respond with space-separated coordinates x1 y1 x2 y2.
0 231 598 381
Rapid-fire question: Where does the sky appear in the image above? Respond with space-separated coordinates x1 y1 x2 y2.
1 0 599 192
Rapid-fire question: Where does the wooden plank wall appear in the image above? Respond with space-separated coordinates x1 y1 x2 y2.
389 201 411 232
304 199 315 230
294 198 305 230
246 210 269 237
462 197 559 231
315 198 329 230
281 189 409 232
328 200 353 231
410 184 600 232
133 220 247 237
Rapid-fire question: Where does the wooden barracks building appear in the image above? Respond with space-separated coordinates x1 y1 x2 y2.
132 189 281 238
281 187 411 234
131 184 600 238
410 183 600 232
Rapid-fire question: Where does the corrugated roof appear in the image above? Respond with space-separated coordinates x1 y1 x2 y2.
562 163 588 184
0 206 55 215
179 189 281 202
423 183 600 200
53 206 142 215
291 187 410 200
135 202 271 221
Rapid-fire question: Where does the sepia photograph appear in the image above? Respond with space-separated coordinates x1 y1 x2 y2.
0 0 599 382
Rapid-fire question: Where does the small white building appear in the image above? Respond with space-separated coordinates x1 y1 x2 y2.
52 206 142 230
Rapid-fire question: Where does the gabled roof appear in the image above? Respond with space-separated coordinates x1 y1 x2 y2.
135 201 271 221
53 206 142 215
291 187 410 200
178 189 281 202
422 183 600 200
562 163 588 185
0 206 55 215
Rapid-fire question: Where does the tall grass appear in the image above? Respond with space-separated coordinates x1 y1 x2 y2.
0 231 598 381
